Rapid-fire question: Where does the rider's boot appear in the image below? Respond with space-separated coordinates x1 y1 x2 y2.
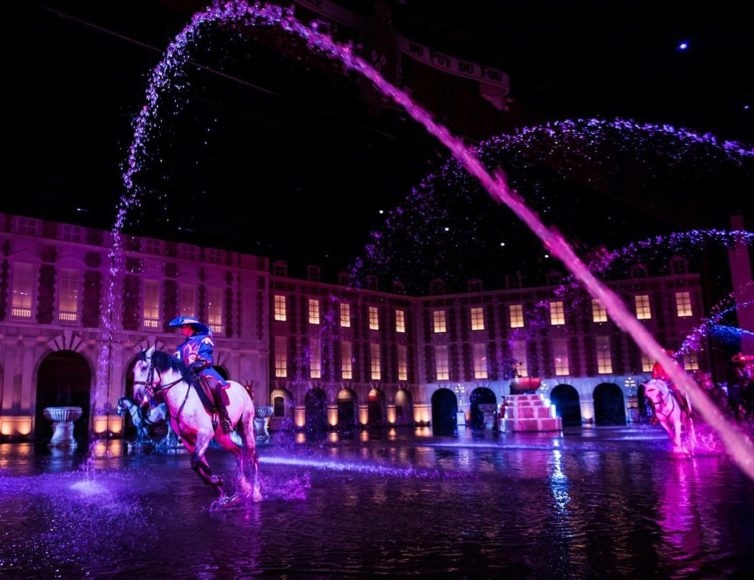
214 388 233 434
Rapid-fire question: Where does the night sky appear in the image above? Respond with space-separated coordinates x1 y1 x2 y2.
7 0 754 291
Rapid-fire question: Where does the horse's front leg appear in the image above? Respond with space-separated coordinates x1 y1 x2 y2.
188 437 225 497
672 420 684 450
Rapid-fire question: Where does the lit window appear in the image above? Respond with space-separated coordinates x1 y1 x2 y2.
179 285 196 317
683 351 699 371
473 343 488 379
11 262 34 319
341 341 353 379
675 291 693 317
207 287 223 334
143 280 160 328
592 298 607 323
596 336 613 374
509 304 524 328
395 309 406 333
549 300 565 325
397 345 408 381
57 268 79 322
433 310 447 333
435 345 449 380
470 306 485 331
274 294 287 321
370 343 381 380
309 337 321 379
308 298 320 325
641 352 654 372
369 306 379 330
339 302 351 327
635 294 652 320
274 336 287 378
553 338 570 376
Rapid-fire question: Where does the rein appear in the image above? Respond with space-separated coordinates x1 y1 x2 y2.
135 357 192 421
133 364 183 400
653 390 678 420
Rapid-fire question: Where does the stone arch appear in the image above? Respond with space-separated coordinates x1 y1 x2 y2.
35 350 92 443
394 387 414 426
469 386 498 430
46 329 88 354
550 383 582 427
367 386 387 426
336 386 358 431
593 382 626 426
270 386 295 432
431 387 458 436
304 387 328 434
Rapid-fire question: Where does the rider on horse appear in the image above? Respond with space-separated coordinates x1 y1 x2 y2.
169 315 233 434
652 349 691 415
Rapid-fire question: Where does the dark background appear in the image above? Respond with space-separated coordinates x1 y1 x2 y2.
6 0 753 291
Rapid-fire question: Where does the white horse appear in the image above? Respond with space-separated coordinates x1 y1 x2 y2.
132 346 262 507
644 378 697 455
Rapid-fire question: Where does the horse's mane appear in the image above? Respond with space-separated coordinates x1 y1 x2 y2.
139 348 190 377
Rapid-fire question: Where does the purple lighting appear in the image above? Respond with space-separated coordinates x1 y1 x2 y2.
109 1 754 477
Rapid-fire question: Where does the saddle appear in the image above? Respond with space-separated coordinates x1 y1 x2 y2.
670 386 691 416
191 375 230 412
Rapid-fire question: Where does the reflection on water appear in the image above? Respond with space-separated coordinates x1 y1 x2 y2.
1 426 754 578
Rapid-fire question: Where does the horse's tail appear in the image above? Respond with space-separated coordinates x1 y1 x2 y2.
232 382 262 501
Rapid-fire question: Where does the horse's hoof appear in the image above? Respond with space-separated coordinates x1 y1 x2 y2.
210 494 241 511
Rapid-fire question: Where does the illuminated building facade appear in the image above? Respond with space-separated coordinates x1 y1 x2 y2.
0 212 713 441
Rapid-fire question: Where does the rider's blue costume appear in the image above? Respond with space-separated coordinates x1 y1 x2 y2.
175 330 228 389
169 316 232 433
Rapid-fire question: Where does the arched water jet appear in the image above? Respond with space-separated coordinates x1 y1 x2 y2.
356 119 754 293
678 293 754 357
107 1 754 477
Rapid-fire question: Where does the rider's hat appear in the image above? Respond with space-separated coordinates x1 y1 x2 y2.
168 315 209 334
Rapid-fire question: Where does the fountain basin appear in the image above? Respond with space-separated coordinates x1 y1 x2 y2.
43 406 83 447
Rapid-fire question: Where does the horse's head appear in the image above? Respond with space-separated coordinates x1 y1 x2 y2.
132 346 157 405
116 396 133 417
644 379 669 405
132 346 190 404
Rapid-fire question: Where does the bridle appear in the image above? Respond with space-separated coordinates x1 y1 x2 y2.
647 383 682 421
133 357 184 401
133 354 193 421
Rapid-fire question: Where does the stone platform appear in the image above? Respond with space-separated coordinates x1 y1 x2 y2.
499 394 562 432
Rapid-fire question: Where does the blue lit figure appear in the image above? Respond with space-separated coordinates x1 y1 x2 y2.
169 316 232 433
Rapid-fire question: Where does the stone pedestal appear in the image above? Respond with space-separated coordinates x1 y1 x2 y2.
43 406 82 448
254 406 273 441
500 394 562 432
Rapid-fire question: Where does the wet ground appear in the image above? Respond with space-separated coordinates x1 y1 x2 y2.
1 424 753 578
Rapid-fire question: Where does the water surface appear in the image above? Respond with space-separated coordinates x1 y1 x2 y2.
1 426 753 578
